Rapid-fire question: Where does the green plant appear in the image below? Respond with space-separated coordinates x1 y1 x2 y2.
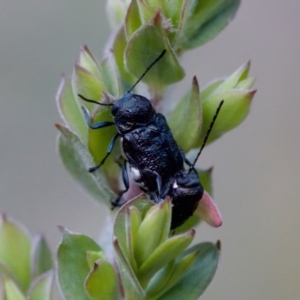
0 1 256 299
0 213 53 299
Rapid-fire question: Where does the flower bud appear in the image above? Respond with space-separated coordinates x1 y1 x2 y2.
196 191 222 227
194 62 256 147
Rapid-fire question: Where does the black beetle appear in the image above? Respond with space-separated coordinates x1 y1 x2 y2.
79 50 183 204
79 50 223 229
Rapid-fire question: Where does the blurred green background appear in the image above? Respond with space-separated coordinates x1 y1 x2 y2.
0 1 299 299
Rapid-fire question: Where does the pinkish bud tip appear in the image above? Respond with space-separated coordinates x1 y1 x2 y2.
196 191 222 227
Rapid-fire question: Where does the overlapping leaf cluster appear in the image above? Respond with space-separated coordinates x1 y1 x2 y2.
53 0 256 299
57 196 220 300
56 0 255 210
0 213 53 300
0 1 256 299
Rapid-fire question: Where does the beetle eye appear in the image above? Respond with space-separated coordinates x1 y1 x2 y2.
121 122 134 131
176 173 199 188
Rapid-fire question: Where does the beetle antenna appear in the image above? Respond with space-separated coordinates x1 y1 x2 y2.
189 100 224 172
127 49 166 93
78 94 113 106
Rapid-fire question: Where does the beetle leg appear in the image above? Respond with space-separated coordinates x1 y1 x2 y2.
111 159 129 208
81 106 114 129
89 133 120 172
143 170 162 203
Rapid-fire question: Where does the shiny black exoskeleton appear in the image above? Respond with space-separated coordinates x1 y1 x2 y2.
79 50 184 205
165 171 203 229
80 91 185 205
120 112 184 201
114 97 223 229
79 49 223 229
117 108 225 230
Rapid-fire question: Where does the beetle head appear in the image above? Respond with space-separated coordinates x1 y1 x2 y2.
172 171 203 200
112 93 155 133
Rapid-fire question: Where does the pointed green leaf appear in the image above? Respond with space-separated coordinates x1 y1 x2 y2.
236 77 256 89
114 239 145 300
157 242 220 300
135 1 179 41
100 55 122 97
3 277 26 300
159 252 198 294
28 271 53 300
56 125 116 206
146 0 185 30
125 0 142 37
147 251 198 298
57 229 102 300
195 89 256 147
128 206 142 256
169 76 202 153
135 200 171 267
201 62 254 101
136 0 154 23
113 26 135 85
84 259 118 300
56 77 88 143
201 79 223 100
78 45 101 78
106 0 129 29
145 261 175 298
212 61 251 94
177 0 241 50
0 214 31 292
137 230 195 288
31 235 53 279
114 196 153 263
72 65 106 102
125 11 185 90
126 206 142 272
174 0 190 51
86 106 120 179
